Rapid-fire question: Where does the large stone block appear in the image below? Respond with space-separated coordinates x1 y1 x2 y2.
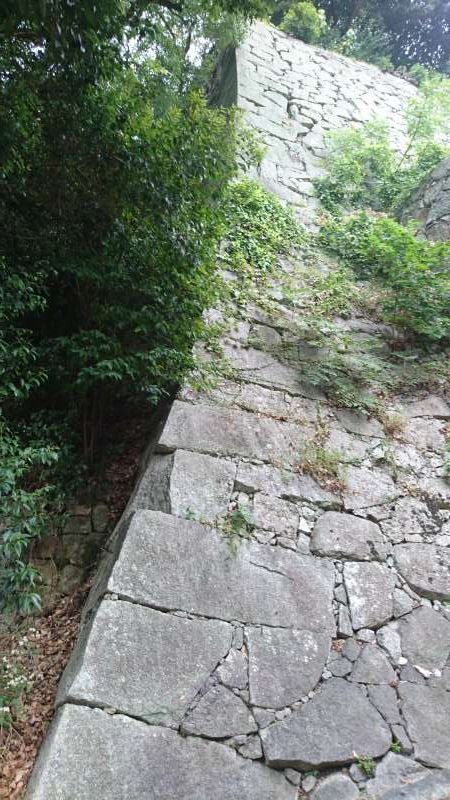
394 543 450 600
104 511 336 633
344 562 396 630
247 626 330 708
311 512 388 560
399 683 450 768
261 679 391 769
398 606 450 672
158 400 304 466
26 705 296 800
57 599 232 726
236 462 340 508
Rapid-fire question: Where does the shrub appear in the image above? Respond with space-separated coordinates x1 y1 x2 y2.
280 2 327 44
321 213 450 340
315 121 447 214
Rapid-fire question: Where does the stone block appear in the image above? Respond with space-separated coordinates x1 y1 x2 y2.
261 678 391 769
158 400 304 466
181 685 257 738
26 705 296 800
104 511 336 633
394 544 450 600
344 562 396 630
58 599 232 727
311 512 388 561
247 626 330 708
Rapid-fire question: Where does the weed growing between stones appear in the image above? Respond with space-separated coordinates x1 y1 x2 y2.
297 442 345 493
354 754 376 777
219 503 255 556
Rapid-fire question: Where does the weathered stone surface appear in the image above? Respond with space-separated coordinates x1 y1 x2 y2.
170 450 236 521
334 409 385 438
217 649 248 690
223 344 318 396
367 685 402 725
311 512 388 560
27 705 295 799
181 685 257 738
366 753 430 798
325 428 378 462
344 562 396 630
131 450 236 523
402 418 445 452
252 493 299 538
57 600 232 726
401 155 450 241
394 544 450 600
247 626 330 708
106 511 336 632
350 643 397 685
312 774 359 800
236 462 340 507
261 679 391 769
343 467 399 511
398 606 450 671
377 771 450 800
399 683 450 768
381 497 438 544
238 383 290 418
158 400 304 465
239 735 264 760
403 396 450 419
377 622 402 664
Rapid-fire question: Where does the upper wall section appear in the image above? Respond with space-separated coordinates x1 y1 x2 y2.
215 22 417 224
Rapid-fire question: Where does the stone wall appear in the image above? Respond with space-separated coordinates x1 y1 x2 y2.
218 21 416 224
401 156 450 240
26 23 450 800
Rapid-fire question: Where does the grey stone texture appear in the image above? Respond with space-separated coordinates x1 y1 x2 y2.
401 157 450 241
57 599 232 726
27 705 295 800
399 683 450 768
398 606 450 672
344 562 396 630
312 774 359 800
394 544 450 600
181 685 257 738
311 511 388 560
158 400 304 466
105 510 335 633
261 679 391 769
247 626 330 708
366 753 431 797
129 449 236 523
377 771 450 800
349 643 397 685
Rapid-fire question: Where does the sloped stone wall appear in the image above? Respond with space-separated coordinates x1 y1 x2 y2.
26 23 450 800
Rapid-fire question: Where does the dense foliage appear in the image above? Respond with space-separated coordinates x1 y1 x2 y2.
316 73 450 345
0 0 254 614
316 74 450 213
321 214 450 341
